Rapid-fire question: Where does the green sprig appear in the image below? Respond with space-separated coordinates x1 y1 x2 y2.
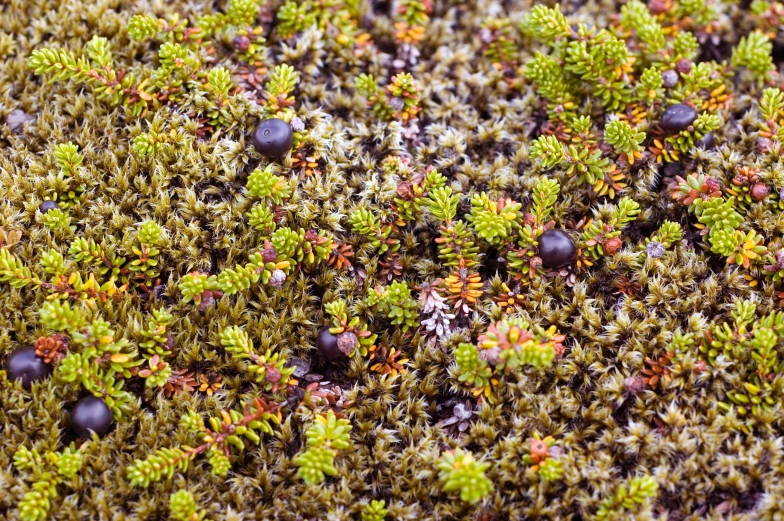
437 448 493 504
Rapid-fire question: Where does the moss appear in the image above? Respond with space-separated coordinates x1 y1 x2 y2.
2 0 784 520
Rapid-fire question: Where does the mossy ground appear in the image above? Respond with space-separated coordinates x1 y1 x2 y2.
2 0 784 520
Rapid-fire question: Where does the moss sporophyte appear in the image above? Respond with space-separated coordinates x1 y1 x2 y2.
3 0 784 519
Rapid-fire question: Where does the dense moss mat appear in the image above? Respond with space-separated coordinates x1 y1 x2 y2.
2 0 784 519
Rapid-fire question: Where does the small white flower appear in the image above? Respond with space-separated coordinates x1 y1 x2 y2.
290 116 305 132
389 97 405 112
268 269 287 288
646 241 665 259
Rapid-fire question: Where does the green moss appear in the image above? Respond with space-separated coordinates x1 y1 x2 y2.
2 0 784 519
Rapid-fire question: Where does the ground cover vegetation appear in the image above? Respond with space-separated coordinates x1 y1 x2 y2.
2 0 784 519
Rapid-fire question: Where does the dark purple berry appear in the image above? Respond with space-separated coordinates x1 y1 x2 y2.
661 70 679 88
252 118 294 157
538 229 577 269
5 347 52 389
317 326 347 363
233 35 251 51
696 132 716 150
675 58 692 75
39 200 60 213
661 104 697 133
69 396 114 438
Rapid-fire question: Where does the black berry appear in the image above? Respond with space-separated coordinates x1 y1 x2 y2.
69 396 114 438
674 58 692 75
538 229 577 269
661 70 679 88
252 118 294 157
661 104 697 133
317 326 347 363
39 200 60 213
696 132 716 150
5 346 52 389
